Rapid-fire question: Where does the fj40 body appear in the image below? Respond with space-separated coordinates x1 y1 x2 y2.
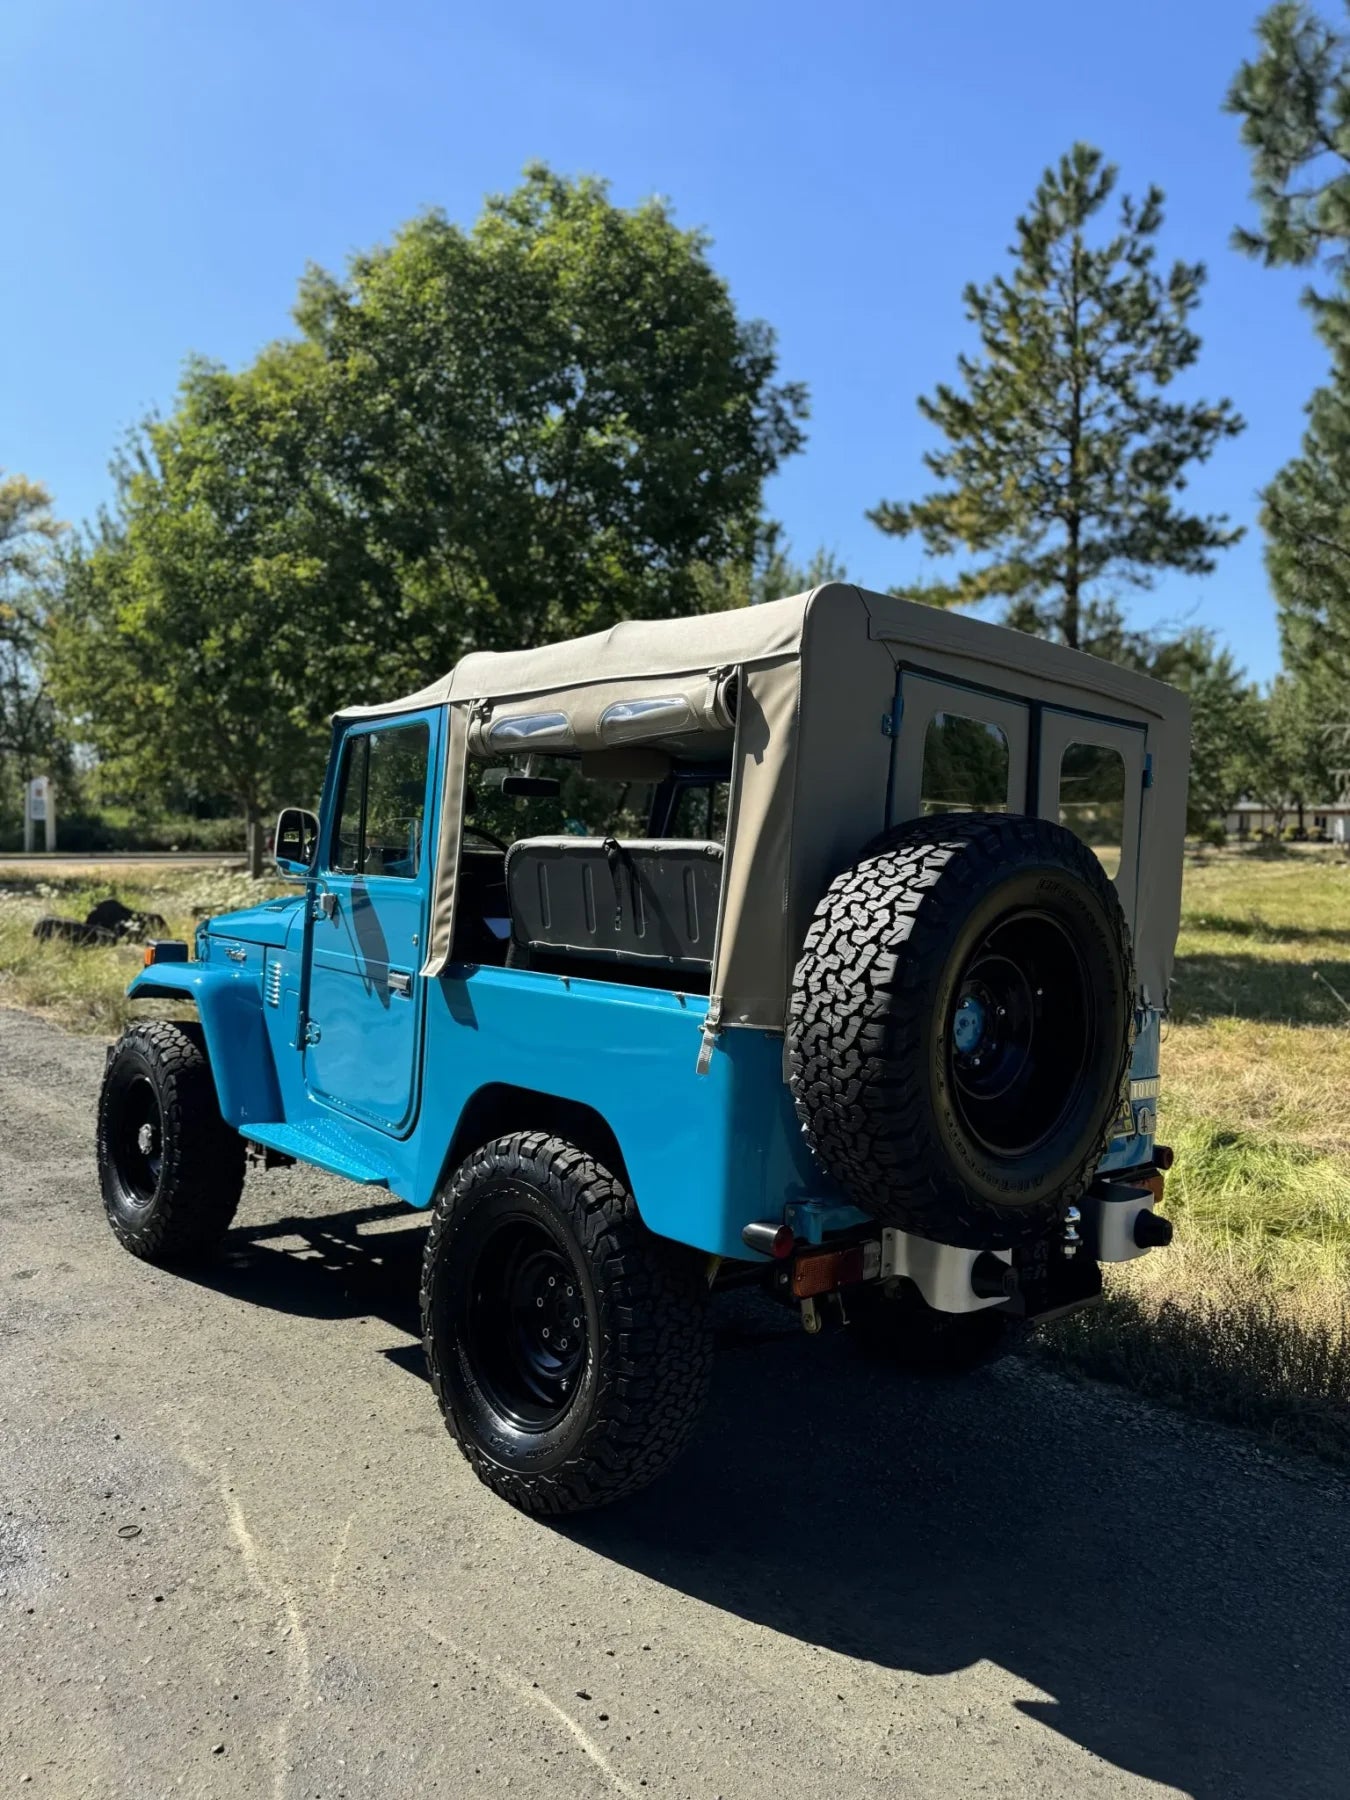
99 583 1187 1514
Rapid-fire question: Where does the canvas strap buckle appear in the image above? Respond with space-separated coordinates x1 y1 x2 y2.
696 995 723 1076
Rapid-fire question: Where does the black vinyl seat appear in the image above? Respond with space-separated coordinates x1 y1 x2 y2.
505 837 722 986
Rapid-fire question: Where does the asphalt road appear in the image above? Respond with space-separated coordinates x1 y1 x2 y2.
2 1006 1348 1800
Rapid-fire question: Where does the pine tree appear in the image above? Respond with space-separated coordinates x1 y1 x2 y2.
870 144 1244 650
1227 1 1350 316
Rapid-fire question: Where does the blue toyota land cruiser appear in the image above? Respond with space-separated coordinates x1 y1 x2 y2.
97 585 1187 1515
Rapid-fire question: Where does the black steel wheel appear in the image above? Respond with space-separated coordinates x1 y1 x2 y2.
98 1020 246 1262
946 909 1092 1160
421 1132 713 1516
465 1215 589 1430
787 812 1135 1247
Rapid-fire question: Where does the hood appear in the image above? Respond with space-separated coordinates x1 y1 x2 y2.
207 896 304 949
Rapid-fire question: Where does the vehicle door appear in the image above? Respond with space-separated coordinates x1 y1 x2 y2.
305 712 437 1134
1036 710 1146 931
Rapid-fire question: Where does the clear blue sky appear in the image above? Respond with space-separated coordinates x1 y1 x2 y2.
0 0 1327 682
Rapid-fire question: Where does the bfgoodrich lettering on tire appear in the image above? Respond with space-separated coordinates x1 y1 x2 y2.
421 1131 713 1516
787 812 1135 1248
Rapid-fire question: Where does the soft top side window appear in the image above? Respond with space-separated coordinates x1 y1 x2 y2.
920 712 1011 814
1057 741 1125 879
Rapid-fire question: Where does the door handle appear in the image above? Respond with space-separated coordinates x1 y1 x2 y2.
387 969 412 996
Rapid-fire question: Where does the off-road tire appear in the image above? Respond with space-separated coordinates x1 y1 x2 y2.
849 1283 1014 1375
421 1132 713 1516
788 812 1134 1248
97 1020 246 1262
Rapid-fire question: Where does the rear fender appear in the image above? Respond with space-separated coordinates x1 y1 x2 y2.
126 966 283 1127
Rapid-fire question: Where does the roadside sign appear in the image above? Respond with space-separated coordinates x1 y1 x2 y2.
23 776 55 852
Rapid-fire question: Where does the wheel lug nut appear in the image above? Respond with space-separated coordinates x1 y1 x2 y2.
548 1276 556 1287
559 1337 569 1349
565 1286 574 1297
542 1328 550 1339
536 1297 544 1307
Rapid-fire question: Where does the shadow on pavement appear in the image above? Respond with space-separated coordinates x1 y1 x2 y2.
187 1198 427 1332
566 1296 1350 1800
187 1204 1350 1800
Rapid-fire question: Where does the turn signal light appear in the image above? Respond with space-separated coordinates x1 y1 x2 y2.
143 940 189 966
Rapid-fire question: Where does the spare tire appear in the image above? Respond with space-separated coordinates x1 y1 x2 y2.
787 812 1134 1247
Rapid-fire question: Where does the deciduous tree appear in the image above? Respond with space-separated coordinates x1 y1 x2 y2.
47 168 808 871
0 472 65 796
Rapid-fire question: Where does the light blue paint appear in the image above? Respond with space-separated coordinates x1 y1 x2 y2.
130 962 284 1126
134 946 830 1259
303 708 443 1135
952 993 986 1056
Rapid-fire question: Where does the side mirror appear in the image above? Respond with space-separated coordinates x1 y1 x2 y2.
274 806 319 877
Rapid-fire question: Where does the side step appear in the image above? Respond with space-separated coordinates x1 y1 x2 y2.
241 1119 392 1187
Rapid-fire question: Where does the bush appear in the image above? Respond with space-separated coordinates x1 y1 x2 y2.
0 812 243 854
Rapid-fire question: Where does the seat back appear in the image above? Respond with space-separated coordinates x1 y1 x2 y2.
505 837 723 977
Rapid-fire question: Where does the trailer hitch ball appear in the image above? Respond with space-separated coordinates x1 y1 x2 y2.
970 1252 1018 1300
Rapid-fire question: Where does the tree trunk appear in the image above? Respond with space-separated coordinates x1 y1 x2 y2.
1064 522 1080 651
245 803 264 879
1063 232 1083 652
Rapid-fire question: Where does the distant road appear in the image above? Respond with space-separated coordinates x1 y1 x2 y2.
2 1003 1348 1799
0 853 239 872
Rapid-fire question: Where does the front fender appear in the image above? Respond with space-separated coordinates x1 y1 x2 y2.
126 965 283 1127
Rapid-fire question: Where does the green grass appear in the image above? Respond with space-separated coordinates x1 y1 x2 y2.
1037 845 1350 1459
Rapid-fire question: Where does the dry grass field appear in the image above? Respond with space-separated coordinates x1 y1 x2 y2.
1042 845 1350 1457
2 848 1348 1458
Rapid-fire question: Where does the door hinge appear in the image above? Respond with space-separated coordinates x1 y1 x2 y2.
1142 753 1154 789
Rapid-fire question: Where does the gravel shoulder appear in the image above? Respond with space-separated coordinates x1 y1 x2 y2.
1 1005 1347 1799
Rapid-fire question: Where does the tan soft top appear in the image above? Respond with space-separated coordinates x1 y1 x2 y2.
339 585 1191 1036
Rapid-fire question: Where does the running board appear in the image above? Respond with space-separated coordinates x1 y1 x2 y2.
240 1119 392 1187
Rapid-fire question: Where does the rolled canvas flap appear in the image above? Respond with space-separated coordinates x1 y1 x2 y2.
465 671 737 760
